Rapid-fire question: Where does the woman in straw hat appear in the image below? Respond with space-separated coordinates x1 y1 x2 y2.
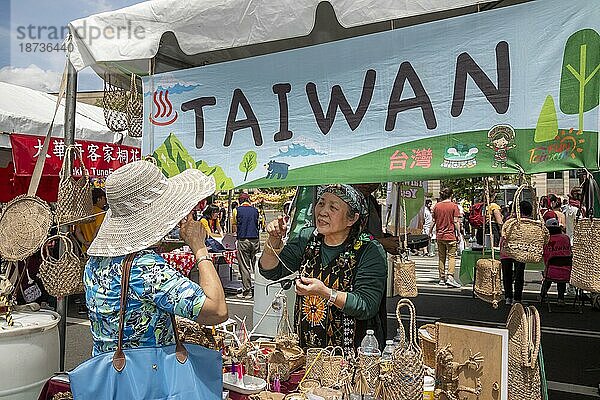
84 160 227 356
259 184 387 354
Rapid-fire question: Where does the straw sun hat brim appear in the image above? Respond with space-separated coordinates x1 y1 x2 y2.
87 169 216 257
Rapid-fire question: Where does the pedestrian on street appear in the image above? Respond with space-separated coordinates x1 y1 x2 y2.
499 200 533 305
232 193 260 299
420 198 434 256
430 188 461 288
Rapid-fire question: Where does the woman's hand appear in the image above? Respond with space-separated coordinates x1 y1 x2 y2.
295 276 329 298
266 216 287 247
179 213 208 254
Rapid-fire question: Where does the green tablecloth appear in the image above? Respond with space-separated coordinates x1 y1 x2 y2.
459 248 544 285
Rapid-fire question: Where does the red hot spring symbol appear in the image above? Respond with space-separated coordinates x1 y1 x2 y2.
149 90 178 126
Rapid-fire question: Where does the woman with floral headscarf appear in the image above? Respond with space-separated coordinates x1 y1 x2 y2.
259 184 387 353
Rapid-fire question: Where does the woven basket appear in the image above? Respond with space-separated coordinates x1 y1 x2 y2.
571 218 600 292
506 303 541 400
0 195 53 261
305 347 328 381
126 74 143 137
55 146 93 225
103 74 128 132
417 324 436 369
320 346 345 388
357 352 380 393
263 341 305 381
393 256 417 298
474 258 503 309
501 185 548 264
39 234 85 298
391 299 424 400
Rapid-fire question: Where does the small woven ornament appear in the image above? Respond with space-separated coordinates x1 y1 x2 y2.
52 392 73 400
126 74 143 137
0 195 52 261
103 74 128 132
39 234 85 298
54 145 93 225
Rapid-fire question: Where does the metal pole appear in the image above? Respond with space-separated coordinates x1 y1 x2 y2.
58 60 78 371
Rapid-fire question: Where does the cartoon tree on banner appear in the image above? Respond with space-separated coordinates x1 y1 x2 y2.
534 95 559 143
239 151 257 181
559 29 600 132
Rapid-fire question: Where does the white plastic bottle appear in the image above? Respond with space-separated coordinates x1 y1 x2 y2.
381 340 395 361
358 329 381 357
393 327 404 348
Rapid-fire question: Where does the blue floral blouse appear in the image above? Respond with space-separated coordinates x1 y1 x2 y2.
84 250 206 356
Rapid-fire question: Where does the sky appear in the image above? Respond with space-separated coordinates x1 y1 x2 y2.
0 0 143 92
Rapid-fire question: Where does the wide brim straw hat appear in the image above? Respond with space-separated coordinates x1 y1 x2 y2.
87 160 216 257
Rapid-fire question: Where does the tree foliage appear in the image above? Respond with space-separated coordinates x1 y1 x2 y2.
239 151 257 181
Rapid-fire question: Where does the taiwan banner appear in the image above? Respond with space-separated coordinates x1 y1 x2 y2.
10 133 141 177
142 0 599 190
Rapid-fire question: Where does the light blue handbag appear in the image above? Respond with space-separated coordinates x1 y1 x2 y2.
69 253 222 400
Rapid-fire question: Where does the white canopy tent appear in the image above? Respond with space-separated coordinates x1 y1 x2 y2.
67 0 530 81
0 81 140 149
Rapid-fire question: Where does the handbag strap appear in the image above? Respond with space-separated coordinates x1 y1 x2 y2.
41 234 74 264
112 253 188 372
28 63 68 197
395 299 418 350
484 179 495 259
524 306 541 368
60 145 91 181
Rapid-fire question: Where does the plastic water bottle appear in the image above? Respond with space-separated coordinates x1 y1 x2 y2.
381 340 395 361
393 327 404 348
359 329 381 356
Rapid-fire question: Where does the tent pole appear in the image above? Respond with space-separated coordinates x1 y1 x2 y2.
58 60 78 371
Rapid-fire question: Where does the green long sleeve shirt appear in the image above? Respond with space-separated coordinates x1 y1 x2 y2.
259 227 387 320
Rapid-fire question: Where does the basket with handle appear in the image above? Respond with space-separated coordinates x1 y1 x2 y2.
102 74 128 132
55 145 93 225
39 234 85 298
570 174 600 292
390 299 423 400
304 347 329 381
474 178 503 309
393 192 417 298
126 73 143 137
0 67 67 261
320 346 345 388
501 184 548 264
506 303 541 400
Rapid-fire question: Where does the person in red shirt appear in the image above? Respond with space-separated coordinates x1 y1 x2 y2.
430 188 461 287
540 218 572 305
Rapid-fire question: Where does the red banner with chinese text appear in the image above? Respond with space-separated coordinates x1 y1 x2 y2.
9 133 140 177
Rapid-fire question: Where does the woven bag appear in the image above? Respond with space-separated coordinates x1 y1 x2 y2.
474 258 503 308
126 74 143 138
474 179 503 309
391 299 423 400
570 176 600 292
501 185 548 263
55 145 93 225
393 195 417 297
103 74 128 132
321 346 345 388
393 256 417 298
0 195 53 261
305 347 328 381
417 323 436 369
39 234 85 298
357 351 380 394
506 303 541 400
